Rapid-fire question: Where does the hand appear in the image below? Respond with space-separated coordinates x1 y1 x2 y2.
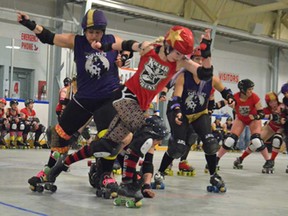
227 99 235 109
201 29 211 41
17 11 29 22
249 114 255 120
175 113 183 125
91 41 102 50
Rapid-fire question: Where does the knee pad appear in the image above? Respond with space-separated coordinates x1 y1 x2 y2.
11 123 17 130
167 137 188 159
223 133 238 150
249 134 265 152
91 139 121 158
129 133 153 158
202 134 219 155
272 133 283 149
141 161 154 175
19 122 25 131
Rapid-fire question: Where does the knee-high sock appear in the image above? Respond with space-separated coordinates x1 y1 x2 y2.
205 154 217 175
158 152 174 173
122 149 139 182
65 145 92 165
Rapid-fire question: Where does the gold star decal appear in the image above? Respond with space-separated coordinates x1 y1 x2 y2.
166 29 184 47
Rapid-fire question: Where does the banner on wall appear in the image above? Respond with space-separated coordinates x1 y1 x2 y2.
218 72 239 83
11 81 20 98
20 31 40 53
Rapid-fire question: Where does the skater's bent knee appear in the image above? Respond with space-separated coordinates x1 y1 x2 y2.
202 136 218 155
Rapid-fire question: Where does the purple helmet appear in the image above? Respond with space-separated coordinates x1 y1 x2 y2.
81 9 107 31
281 83 288 94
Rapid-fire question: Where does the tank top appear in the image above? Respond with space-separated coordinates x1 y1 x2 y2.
125 47 177 110
181 71 212 115
74 34 120 99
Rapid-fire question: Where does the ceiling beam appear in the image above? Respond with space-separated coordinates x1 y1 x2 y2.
219 2 288 20
192 0 217 22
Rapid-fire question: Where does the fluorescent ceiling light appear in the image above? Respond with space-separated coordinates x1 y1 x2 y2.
5 45 20 49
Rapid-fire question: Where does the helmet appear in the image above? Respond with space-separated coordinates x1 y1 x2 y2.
190 46 201 59
144 115 169 140
10 99 19 107
63 77 72 87
25 99 34 107
164 25 194 55
238 79 254 94
265 92 279 105
0 98 6 105
215 115 222 121
281 83 288 94
81 9 107 31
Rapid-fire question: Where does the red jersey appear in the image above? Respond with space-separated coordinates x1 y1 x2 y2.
0 108 4 118
56 86 68 112
125 48 177 110
20 107 36 121
263 103 286 132
234 92 260 125
6 107 20 118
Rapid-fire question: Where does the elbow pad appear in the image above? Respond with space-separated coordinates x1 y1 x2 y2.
197 66 213 81
121 40 138 51
36 27 55 45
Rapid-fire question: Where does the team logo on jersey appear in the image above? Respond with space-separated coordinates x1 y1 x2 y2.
85 53 110 79
185 91 206 112
239 106 250 116
140 58 169 90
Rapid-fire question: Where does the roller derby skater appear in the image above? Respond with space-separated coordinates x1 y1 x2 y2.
0 98 9 149
178 160 195 176
207 172 226 193
217 80 271 173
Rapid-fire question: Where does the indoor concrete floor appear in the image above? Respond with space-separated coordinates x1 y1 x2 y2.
0 149 287 216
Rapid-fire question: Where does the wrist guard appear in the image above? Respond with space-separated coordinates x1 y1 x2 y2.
101 43 113 52
221 88 234 104
270 113 281 123
215 100 226 109
19 15 36 31
208 99 215 111
120 52 133 66
197 66 213 81
253 110 265 120
122 40 137 52
36 27 55 45
170 96 181 110
200 38 212 58
159 91 167 99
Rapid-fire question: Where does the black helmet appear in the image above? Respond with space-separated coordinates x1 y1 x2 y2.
238 79 254 94
63 77 72 87
10 99 19 107
25 99 34 107
144 115 169 140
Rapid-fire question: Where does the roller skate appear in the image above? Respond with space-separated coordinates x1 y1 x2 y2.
33 141 41 149
113 180 143 208
28 166 57 193
233 157 243 169
151 172 165 189
113 159 121 175
0 138 7 149
96 172 118 199
207 173 226 193
262 160 274 174
87 160 98 188
46 153 69 186
164 163 173 176
16 140 26 149
177 160 196 176
141 183 155 198
9 141 16 149
204 164 220 174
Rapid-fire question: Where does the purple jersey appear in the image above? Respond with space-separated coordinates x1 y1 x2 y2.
74 34 120 99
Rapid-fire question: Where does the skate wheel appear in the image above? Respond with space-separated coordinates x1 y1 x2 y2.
36 185 44 193
29 185 36 192
103 191 111 199
50 185 57 192
113 198 122 206
204 169 208 174
111 191 118 198
219 187 226 193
